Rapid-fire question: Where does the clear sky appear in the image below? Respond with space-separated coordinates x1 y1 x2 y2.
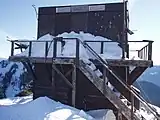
0 0 160 64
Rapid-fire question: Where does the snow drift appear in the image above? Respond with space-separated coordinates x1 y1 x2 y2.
0 95 116 120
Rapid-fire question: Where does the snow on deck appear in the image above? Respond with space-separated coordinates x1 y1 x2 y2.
15 31 142 60
16 32 122 59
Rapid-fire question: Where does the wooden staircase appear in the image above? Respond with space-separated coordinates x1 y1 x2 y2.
79 60 139 120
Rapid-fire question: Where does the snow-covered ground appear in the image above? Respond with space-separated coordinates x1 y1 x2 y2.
0 59 25 97
0 95 116 120
0 95 160 120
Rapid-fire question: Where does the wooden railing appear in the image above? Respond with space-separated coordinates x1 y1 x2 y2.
84 40 154 60
137 40 154 60
9 38 153 61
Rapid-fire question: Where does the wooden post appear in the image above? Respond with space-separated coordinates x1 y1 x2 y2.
51 63 56 98
11 41 14 56
71 38 80 107
122 42 125 59
72 65 76 107
76 39 80 66
100 42 104 54
103 66 107 93
29 41 32 57
148 41 153 60
117 110 122 120
53 39 57 58
52 38 57 98
45 41 48 57
131 92 134 120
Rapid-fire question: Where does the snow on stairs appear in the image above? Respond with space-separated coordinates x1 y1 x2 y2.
79 60 140 120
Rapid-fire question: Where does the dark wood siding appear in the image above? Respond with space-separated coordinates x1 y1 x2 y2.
37 2 128 43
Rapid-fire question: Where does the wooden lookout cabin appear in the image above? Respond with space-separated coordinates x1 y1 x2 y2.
9 1 159 120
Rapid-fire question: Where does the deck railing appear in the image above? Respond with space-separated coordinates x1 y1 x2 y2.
84 40 154 60
9 38 153 61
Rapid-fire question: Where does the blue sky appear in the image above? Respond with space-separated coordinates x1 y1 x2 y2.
0 0 160 64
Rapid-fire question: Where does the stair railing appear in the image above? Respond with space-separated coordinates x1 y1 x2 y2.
79 40 160 120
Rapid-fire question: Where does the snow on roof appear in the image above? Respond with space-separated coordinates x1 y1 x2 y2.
16 31 123 59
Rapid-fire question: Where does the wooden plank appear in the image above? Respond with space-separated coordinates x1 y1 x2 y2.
72 65 76 107
79 60 139 120
52 63 73 89
9 56 152 67
9 56 75 64
90 59 153 67
51 63 56 97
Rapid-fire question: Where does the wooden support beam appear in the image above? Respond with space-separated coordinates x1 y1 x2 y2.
9 56 153 67
90 59 153 67
51 63 56 97
103 66 107 94
52 63 73 89
72 65 76 107
9 56 75 64
128 67 147 85
131 92 134 120
65 67 74 77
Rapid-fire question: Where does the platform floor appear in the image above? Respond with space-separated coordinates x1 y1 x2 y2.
9 56 153 67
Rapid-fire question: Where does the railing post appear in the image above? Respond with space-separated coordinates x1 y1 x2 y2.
45 41 48 57
28 41 32 57
100 42 104 54
126 43 129 58
11 41 14 56
76 39 80 66
122 42 125 59
103 66 107 94
71 38 80 107
53 39 57 58
131 92 134 120
72 65 76 107
148 41 153 60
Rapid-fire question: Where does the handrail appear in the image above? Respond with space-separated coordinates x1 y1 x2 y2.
84 40 153 60
9 38 153 61
80 41 159 120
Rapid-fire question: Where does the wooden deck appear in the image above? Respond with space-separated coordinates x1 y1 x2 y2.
9 56 153 67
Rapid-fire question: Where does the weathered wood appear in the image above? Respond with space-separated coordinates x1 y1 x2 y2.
45 41 48 57
90 59 153 67
103 66 107 94
51 63 56 97
53 39 57 58
79 60 139 120
9 56 75 64
72 65 76 107
9 56 153 67
131 91 134 120
52 63 73 89
11 41 14 56
128 67 147 85
29 41 32 56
